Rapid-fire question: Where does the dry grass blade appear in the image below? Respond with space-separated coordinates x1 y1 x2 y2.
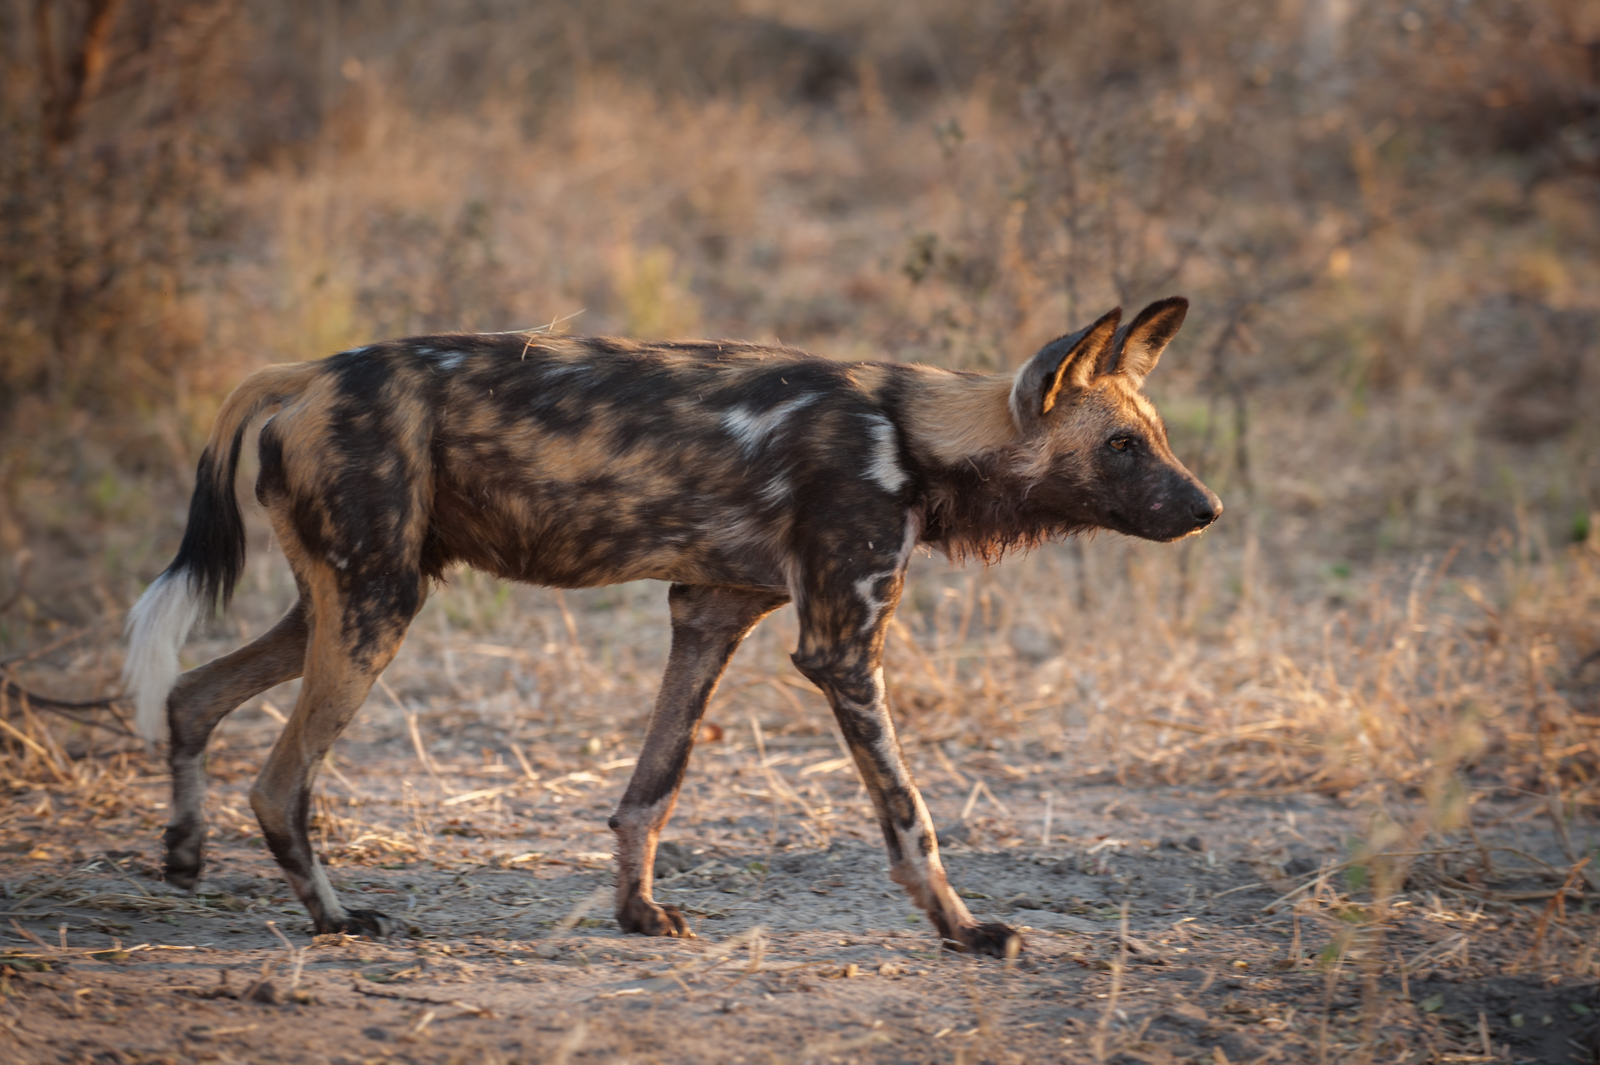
548 1019 588 1065
532 885 612 958
9 919 51 949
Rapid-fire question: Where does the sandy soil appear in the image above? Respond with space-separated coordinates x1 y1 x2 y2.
3 716 1597 1065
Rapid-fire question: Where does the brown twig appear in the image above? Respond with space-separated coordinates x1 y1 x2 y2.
36 0 126 149
350 981 495 1016
1 673 121 710
1525 857 1592 966
0 674 134 738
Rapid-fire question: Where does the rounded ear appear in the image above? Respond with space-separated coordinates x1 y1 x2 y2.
1105 296 1187 385
1009 307 1122 433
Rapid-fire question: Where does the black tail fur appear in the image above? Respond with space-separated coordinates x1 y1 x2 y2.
165 425 249 613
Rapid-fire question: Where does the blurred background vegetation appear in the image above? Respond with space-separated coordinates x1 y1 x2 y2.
0 1 1597 808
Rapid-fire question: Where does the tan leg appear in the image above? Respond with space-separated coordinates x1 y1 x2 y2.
164 601 309 889
250 571 424 935
610 583 788 937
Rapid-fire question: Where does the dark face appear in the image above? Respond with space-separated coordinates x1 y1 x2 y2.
1081 381 1220 541
1007 296 1221 545
1027 377 1222 543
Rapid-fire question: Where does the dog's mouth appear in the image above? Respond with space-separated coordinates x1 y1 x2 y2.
1104 509 1212 543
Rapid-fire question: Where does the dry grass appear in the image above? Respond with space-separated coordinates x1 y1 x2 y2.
4 526 1595 859
1 541 1596 1060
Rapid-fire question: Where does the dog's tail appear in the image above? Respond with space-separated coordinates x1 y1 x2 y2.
124 361 323 742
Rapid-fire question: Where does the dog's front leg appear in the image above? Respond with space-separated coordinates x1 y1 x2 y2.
791 566 1022 959
610 584 788 937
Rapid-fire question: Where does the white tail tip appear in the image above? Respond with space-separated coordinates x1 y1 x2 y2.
122 571 202 743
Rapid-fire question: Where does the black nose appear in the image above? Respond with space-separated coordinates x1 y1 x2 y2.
1191 498 1221 525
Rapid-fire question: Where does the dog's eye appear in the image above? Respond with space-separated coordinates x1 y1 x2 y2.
1109 436 1134 452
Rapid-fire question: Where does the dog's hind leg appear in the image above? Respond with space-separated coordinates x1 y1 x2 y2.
250 569 425 935
610 583 789 937
164 600 309 890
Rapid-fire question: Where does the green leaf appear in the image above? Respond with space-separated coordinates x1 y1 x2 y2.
1571 1002 1593 1017
0 955 53 972
1420 994 1444 1013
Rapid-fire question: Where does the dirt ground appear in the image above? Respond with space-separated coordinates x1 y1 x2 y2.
3 714 1597 1065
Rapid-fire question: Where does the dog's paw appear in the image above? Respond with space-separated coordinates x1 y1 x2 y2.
161 826 204 891
943 921 1024 958
162 861 202 892
617 898 694 938
319 908 394 938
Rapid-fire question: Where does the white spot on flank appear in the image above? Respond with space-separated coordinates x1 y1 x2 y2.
721 395 819 457
122 571 204 743
434 350 467 371
863 415 908 494
712 512 780 554
758 475 793 507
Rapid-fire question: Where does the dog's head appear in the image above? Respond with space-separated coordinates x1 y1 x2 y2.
1008 297 1221 542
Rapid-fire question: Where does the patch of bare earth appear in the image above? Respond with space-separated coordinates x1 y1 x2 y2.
4 728 1596 1065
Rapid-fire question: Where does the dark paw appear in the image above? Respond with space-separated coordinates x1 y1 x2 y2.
944 921 1025 958
163 861 201 892
162 826 204 891
319 909 394 938
617 898 693 938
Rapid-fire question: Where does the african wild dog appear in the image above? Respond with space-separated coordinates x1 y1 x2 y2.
124 297 1219 956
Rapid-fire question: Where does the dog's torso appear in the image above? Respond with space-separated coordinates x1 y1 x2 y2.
258 334 932 593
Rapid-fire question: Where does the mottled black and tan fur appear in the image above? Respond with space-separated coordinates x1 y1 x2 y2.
123 297 1220 955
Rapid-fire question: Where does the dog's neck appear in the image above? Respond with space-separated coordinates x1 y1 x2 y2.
896 370 1018 465
896 366 1088 560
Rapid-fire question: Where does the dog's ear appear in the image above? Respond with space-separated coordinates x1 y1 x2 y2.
1105 296 1187 386
1010 307 1122 432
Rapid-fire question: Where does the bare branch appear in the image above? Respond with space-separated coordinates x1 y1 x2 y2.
42 0 127 149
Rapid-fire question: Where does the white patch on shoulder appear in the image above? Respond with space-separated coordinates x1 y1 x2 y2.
434 350 467 371
863 415 908 494
721 395 819 457
854 571 896 633
851 514 920 634
121 571 203 743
